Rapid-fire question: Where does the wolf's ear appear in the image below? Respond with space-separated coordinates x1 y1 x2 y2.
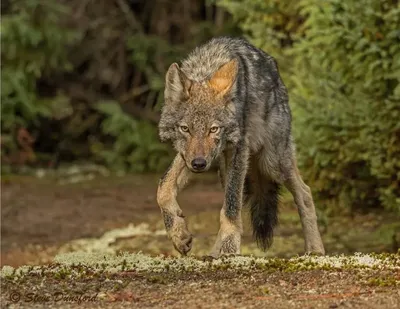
208 59 238 96
165 63 191 104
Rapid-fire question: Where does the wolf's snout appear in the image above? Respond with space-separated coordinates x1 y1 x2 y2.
191 157 207 171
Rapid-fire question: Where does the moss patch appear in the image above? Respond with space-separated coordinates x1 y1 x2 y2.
2 252 398 281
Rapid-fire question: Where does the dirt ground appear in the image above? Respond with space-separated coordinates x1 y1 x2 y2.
1 173 399 308
1 266 399 309
1 173 227 266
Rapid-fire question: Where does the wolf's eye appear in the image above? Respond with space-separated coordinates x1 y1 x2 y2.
210 126 220 134
180 125 189 133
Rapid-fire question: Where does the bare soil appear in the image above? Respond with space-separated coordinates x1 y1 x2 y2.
1 267 400 309
1 174 223 266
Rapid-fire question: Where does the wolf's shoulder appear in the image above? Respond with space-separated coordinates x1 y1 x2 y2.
180 36 261 82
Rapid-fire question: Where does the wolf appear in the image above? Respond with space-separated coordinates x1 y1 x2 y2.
157 36 325 258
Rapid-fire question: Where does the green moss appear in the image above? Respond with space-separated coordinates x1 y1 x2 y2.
54 268 72 280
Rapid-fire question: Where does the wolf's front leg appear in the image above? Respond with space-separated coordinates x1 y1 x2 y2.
210 146 249 258
157 154 192 255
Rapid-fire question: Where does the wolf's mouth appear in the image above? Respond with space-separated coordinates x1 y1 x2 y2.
190 168 207 174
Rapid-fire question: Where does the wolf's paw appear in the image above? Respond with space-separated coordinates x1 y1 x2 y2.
209 233 241 258
304 248 325 256
305 243 325 256
172 233 192 256
169 217 193 255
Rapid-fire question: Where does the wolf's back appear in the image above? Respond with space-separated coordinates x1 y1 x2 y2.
181 37 275 83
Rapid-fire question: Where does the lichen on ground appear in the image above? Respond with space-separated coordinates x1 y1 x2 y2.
1 252 398 280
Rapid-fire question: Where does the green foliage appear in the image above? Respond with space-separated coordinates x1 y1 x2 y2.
94 102 171 173
1 0 77 126
1 0 78 157
220 0 400 212
291 0 400 213
126 35 187 109
127 35 184 89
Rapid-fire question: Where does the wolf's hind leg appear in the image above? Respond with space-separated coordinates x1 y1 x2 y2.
209 146 248 258
284 160 325 255
157 154 192 255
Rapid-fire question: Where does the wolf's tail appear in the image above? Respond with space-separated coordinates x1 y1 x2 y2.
245 174 280 250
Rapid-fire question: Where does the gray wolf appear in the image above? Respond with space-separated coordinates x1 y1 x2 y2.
157 36 325 257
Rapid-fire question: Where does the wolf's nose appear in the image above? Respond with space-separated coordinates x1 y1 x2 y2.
191 158 207 171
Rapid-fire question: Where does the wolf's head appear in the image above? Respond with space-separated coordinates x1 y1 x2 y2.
159 59 240 173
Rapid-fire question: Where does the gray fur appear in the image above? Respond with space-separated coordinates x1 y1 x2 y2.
158 36 325 256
